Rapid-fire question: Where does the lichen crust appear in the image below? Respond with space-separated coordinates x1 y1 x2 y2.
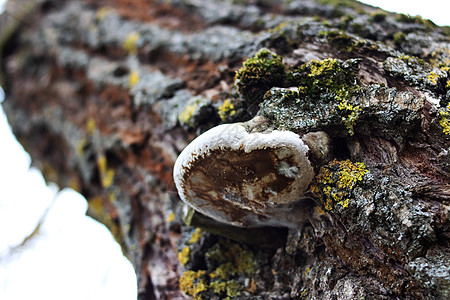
173 123 314 227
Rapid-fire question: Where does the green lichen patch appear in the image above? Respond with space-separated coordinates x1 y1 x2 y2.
369 10 387 23
311 159 368 211
235 49 286 104
319 30 359 53
261 58 361 134
395 13 436 30
288 58 360 102
317 0 363 12
178 233 257 300
383 55 448 91
393 32 406 47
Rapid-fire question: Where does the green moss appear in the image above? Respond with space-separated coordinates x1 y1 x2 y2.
317 0 362 11
393 32 406 47
311 159 368 211
370 10 387 23
396 13 414 23
260 58 362 134
339 14 354 28
288 58 360 104
441 26 450 37
290 58 353 89
320 30 356 53
235 49 286 104
321 20 331 27
396 13 436 30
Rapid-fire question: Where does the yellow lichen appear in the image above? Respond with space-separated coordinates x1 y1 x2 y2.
96 7 113 20
307 58 339 77
178 103 198 124
97 155 115 188
218 99 236 121
209 263 233 280
179 270 207 299
427 71 439 84
86 118 96 135
311 159 368 211
338 98 361 136
122 32 140 55
128 70 139 88
337 160 368 189
166 211 175 223
178 246 190 266
179 237 256 299
189 228 203 244
316 206 326 215
224 280 241 298
446 80 450 90
178 228 204 266
439 103 450 135
210 281 226 294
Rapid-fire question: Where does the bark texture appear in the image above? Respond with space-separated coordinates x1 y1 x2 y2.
1 0 449 299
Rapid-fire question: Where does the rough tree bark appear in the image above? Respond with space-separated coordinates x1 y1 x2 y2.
1 0 449 299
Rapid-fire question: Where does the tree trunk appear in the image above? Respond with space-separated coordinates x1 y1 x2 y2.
1 0 449 299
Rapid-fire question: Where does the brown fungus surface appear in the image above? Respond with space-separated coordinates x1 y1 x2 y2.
173 120 314 228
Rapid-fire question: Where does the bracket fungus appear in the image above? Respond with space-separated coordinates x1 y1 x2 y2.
173 117 316 228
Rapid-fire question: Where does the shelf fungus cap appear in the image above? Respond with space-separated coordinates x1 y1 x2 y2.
173 119 314 227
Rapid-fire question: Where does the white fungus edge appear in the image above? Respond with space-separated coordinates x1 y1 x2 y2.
173 123 313 206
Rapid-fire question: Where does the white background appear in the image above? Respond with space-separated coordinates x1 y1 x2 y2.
0 1 448 299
